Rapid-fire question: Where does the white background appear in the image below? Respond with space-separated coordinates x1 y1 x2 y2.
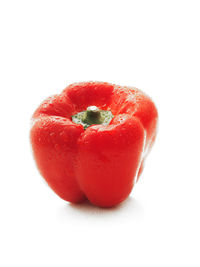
0 0 200 266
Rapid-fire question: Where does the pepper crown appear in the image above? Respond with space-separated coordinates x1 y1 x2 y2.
72 106 113 129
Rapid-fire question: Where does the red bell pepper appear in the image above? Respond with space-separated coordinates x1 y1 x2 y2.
30 82 158 207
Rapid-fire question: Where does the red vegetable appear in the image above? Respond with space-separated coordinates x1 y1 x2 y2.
30 82 158 207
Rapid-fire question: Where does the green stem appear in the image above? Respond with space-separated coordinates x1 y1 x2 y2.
72 105 113 129
83 106 103 124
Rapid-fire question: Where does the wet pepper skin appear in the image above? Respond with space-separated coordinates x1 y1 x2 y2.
30 82 158 207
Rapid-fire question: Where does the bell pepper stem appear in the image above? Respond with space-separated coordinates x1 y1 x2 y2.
83 106 102 124
72 105 113 129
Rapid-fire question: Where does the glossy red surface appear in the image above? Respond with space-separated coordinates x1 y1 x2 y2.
30 82 158 207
